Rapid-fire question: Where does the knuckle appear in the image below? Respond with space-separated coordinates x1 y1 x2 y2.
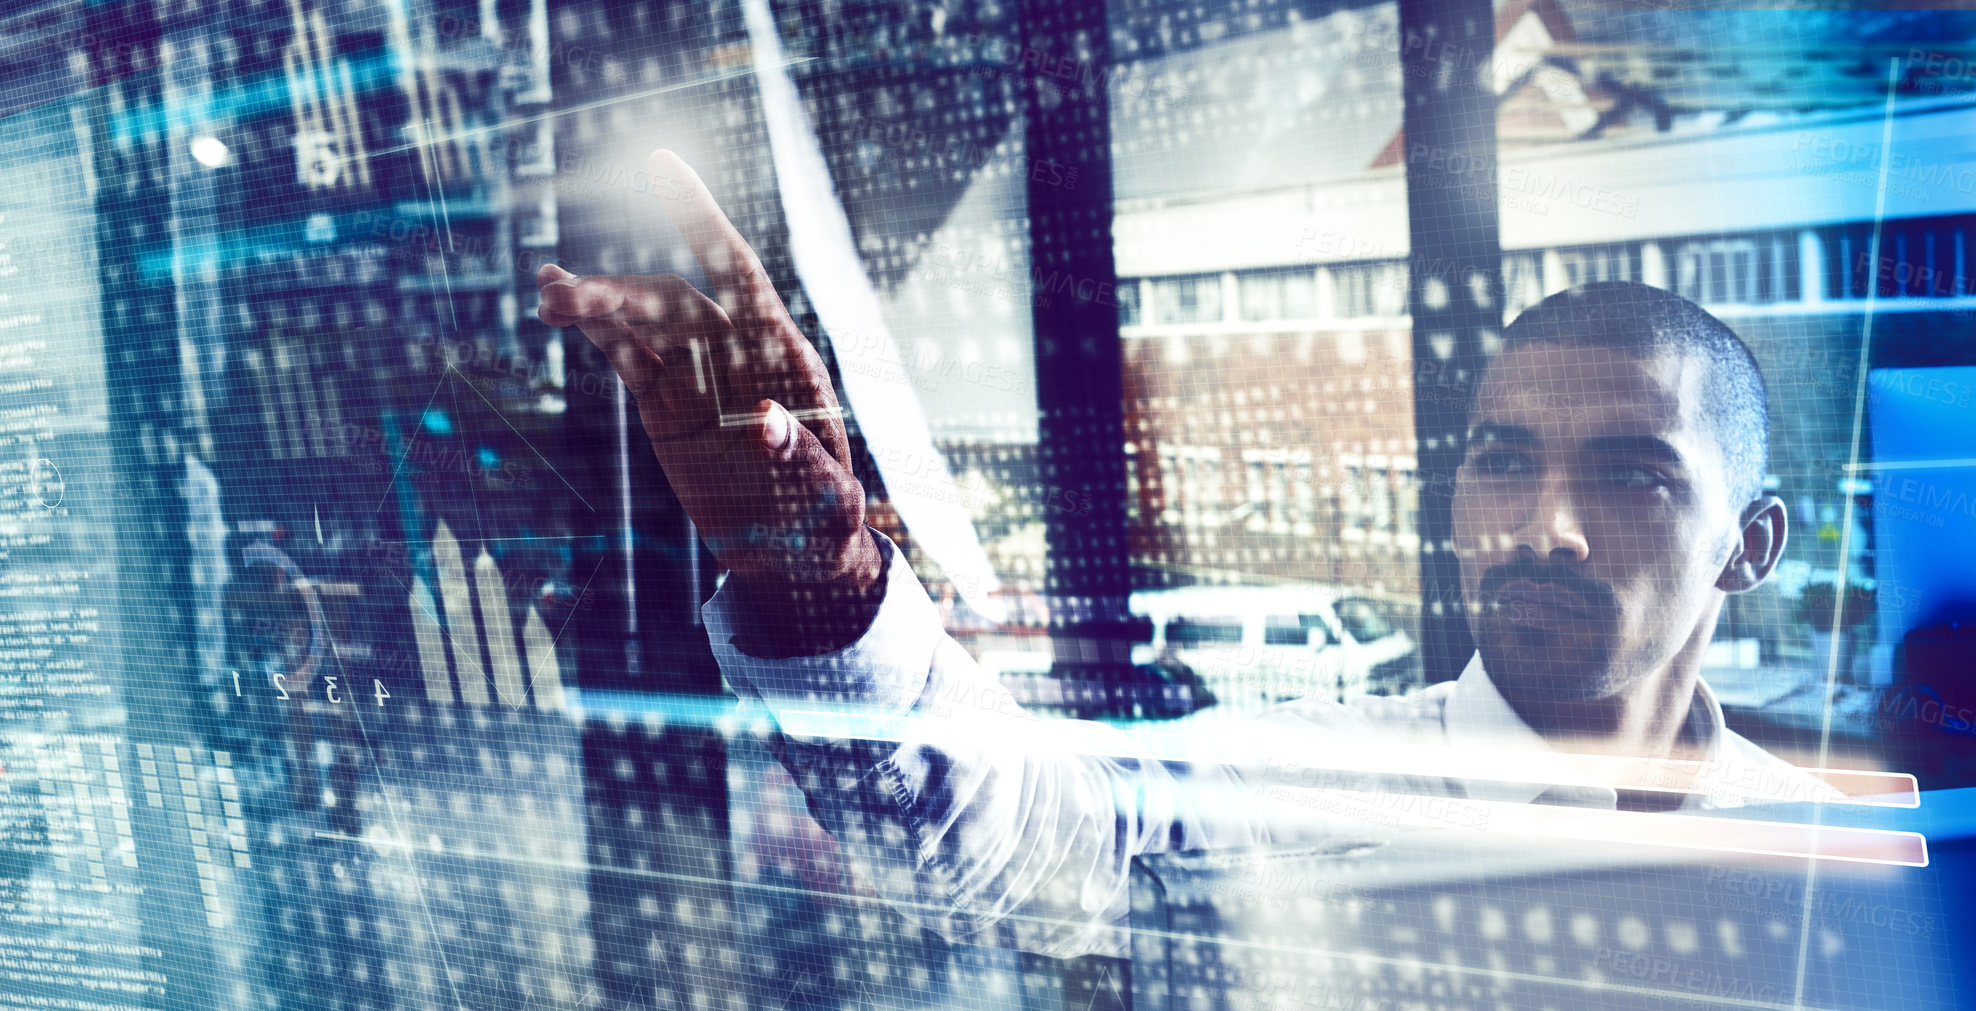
794 373 835 407
797 342 830 376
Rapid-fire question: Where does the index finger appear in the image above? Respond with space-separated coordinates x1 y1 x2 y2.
648 150 775 316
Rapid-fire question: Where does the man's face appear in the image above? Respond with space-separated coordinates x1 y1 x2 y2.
1453 342 1745 702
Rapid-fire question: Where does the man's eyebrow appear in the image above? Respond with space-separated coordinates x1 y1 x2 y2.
1582 434 1687 463
1465 422 1536 446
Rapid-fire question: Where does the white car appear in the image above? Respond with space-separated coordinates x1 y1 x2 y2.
1128 585 1417 708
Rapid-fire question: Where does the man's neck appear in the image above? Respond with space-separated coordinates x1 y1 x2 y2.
1511 667 1702 760
1501 631 1716 761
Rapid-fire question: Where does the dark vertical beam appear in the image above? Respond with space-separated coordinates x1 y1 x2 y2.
1018 1 1133 1005
1399 0 1503 684
1020 0 1133 718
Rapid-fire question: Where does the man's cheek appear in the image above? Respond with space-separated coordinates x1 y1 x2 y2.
1595 513 1691 589
1450 506 1498 614
1451 485 1515 561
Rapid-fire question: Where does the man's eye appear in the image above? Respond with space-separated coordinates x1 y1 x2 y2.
1469 450 1531 477
1596 463 1668 489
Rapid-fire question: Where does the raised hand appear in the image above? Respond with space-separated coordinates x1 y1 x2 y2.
536 151 883 646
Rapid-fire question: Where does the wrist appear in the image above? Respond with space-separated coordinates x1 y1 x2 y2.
728 528 890 658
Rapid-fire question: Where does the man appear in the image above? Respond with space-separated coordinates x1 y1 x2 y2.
537 151 1836 957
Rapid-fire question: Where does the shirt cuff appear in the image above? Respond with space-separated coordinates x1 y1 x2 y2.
704 529 939 728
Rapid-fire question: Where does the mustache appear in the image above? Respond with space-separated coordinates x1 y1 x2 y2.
1476 560 1619 617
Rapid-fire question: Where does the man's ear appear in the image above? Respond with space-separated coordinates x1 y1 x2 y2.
1717 495 1788 594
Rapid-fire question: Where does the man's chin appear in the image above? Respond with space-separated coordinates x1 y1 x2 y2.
1474 623 1623 703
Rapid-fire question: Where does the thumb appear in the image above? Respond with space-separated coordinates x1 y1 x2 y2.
757 398 798 458
749 399 870 584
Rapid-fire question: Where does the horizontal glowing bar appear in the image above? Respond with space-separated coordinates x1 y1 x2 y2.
776 708 1917 809
1564 754 1917 808
1265 786 1929 867
716 405 845 427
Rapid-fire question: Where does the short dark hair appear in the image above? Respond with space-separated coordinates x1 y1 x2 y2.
1495 281 1770 505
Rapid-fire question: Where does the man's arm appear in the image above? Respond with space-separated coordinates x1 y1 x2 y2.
536 153 1380 955
709 530 1284 957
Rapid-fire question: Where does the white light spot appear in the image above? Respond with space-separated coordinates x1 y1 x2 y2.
190 135 230 168
1523 905 1554 944
1433 894 1458 932
1423 276 1449 310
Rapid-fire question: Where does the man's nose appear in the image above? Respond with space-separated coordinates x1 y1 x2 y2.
1519 474 1590 563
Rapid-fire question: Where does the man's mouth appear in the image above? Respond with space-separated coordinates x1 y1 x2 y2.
1490 579 1592 631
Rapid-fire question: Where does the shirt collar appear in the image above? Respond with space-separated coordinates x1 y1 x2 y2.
1442 654 1733 809
1442 654 1608 806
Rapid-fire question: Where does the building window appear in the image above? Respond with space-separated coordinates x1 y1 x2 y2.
1675 239 1761 305
1503 252 1547 316
1123 441 1141 524
1393 458 1420 545
1117 280 1142 326
1332 262 1408 318
1559 244 1637 286
1238 269 1316 322
1241 448 1314 534
1244 457 1267 529
1294 457 1315 533
1151 275 1223 324
1167 617 1243 646
1831 218 1971 300
1158 444 1225 527
1338 453 1365 540
1264 615 1332 646
1365 456 1393 536
1339 454 1418 546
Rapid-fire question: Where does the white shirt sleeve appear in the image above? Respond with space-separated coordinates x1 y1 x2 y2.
705 531 1390 957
